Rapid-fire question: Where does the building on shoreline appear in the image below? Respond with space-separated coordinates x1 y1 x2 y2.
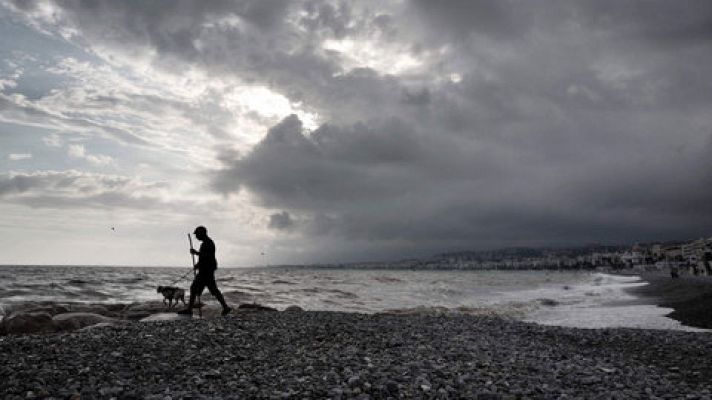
423 237 712 273
302 237 712 273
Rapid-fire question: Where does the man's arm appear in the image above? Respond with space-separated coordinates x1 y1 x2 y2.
190 247 200 270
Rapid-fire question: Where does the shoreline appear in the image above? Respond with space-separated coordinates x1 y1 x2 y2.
2 311 712 398
627 272 712 329
3 269 712 335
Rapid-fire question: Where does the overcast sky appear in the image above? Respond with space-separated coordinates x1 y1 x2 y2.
1 1 711 266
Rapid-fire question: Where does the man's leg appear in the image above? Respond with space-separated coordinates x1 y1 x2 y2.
179 276 205 314
206 275 230 314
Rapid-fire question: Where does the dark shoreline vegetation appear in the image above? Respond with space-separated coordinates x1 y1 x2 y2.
2 311 712 399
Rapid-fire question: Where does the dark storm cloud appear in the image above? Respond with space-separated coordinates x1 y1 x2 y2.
409 0 524 40
212 114 501 207
205 1 712 255
6 0 712 259
268 210 294 231
213 111 712 252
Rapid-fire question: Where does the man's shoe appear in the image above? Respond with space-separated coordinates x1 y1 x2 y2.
221 307 232 316
176 308 193 315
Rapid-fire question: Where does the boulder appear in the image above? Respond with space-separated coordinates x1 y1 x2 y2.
538 298 559 307
105 303 128 312
123 311 152 320
141 313 189 322
284 305 304 312
47 304 72 315
65 304 109 315
2 302 69 317
52 312 114 332
238 303 278 312
78 322 118 332
1 312 55 335
22 304 70 316
124 301 168 313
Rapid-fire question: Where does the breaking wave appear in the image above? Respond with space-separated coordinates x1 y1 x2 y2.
0 266 702 331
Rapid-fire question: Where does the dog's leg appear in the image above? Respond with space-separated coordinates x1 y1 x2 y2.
180 294 186 305
163 298 167 307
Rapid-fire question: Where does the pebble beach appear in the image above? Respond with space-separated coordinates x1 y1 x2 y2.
630 273 712 329
3 310 712 399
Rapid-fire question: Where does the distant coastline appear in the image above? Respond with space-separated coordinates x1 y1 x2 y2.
262 237 712 274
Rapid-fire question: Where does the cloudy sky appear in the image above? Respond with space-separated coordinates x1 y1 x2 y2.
1 1 711 266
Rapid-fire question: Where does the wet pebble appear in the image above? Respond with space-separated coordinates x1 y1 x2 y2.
1 312 711 398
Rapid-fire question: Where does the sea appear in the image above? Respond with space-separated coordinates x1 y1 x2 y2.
0 265 704 332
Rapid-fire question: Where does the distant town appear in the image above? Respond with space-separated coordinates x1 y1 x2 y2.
296 237 712 276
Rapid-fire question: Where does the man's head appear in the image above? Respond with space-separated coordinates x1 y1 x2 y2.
193 226 208 240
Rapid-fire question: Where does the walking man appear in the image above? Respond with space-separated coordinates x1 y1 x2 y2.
178 226 232 316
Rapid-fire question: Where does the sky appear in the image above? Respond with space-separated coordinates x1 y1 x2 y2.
1 1 711 267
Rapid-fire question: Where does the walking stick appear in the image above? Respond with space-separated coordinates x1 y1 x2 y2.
188 233 202 318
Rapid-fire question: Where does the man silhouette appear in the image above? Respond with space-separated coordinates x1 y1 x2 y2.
178 226 232 316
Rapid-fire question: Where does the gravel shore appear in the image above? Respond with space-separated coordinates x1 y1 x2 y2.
630 273 712 329
2 311 712 399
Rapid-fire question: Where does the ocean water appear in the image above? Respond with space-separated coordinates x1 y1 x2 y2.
0 265 703 331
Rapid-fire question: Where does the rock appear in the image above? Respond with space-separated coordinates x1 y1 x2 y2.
204 369 221 379
580 376 601 385
124 302 169 313
65 304 109 315
538 298 559 306
1 310 712 397
284 305 304 312
52 313 114 332
386 380 399 393
1 312 55 335
140 313 186 322
347 375 360 388
98 386 123 396
79 322 117 332
476 393 503 400
237 303 278 312
105 303 127 312
124 311 153 320
329 387 344 398
25 305 70 316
